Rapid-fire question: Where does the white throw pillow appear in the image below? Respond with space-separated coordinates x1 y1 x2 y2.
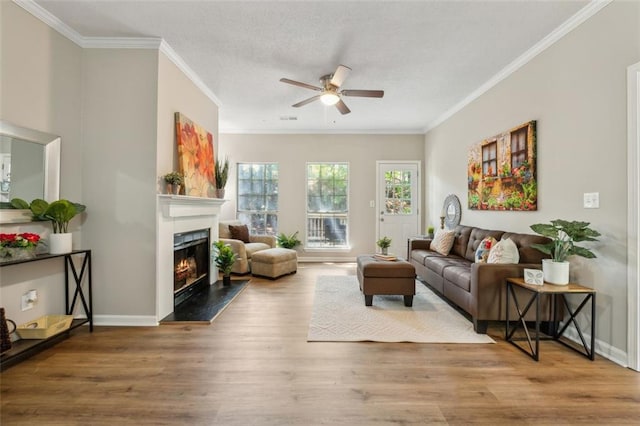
475 236 498 263
430 229 456 256
487 238 520 264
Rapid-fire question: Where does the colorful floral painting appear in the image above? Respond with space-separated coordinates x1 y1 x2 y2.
175 112 215 197
468 121 537 211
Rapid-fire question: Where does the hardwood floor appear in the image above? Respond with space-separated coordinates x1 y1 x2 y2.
2 262 639 425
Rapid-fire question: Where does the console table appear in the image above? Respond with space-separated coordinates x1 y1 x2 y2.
505 277 595 361
0 250 93 371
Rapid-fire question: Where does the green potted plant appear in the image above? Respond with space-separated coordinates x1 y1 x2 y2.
163 171 184 195
11 198 86 254
376 236 392 255
530 219 600 285
276 231 301 249
214 156 229 198
427 226 435 239
213 240 237 286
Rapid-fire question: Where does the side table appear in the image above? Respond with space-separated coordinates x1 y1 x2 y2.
505 277 596 361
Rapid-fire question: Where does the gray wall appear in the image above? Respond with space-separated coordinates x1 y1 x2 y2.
424 1 640 360
1 2 220 323
218 133 424 260
81 48 159 317
0 1 82 325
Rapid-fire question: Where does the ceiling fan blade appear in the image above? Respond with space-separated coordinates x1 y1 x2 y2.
280 78 322 91
341 89 384 98
330 65 351 87
292 95 321 108
335 99 351 115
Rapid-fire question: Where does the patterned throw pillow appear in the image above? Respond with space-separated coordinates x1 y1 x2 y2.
487 238 520 264
429 229 456 256
229 224 251 243
475 236 498 263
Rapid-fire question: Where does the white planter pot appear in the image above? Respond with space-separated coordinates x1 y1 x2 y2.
49 233 73 254
542 259 570 285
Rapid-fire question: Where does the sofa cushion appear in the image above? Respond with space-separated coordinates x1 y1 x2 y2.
425 255 470 275
229 224 251 243
487 238 520 264
502 232 551 264
219 220 243 239
475 236 497 263
465 228 505 261
430 229 456 255
245 242 271 258
450 225 473 258
443 266 471 292
410 249 443 266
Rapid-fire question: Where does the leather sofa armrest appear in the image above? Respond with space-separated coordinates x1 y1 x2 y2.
409 238 432 251
250 235 277 248
470 262 543 318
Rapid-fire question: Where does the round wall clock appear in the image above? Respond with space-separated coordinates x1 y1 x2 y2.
443 194 462 229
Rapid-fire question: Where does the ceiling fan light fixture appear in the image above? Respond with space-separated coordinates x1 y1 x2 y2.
320 92 340 106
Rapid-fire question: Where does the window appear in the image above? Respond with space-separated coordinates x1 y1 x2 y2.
306 163 348 248
482 141 497 177
383 170 413 214
510 126 528 168
237 163 278 235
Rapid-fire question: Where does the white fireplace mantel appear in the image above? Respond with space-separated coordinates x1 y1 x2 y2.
156 195 226 322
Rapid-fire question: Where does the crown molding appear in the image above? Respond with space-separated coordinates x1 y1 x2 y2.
423 0 612 133
14 0 85 46
159 40 222 107
13 0 221 107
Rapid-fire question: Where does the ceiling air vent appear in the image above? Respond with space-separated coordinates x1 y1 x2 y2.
279 116 298 121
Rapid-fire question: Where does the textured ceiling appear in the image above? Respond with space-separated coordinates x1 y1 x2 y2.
31 0 589 133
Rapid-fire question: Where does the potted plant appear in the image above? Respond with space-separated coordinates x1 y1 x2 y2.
276 231 301 249
427 226 435 239
213 240 237 286
376 236 392 255
163 171 184 195
11 198 86 254
0 232 41 260
530 219 600 285
214 156 229 199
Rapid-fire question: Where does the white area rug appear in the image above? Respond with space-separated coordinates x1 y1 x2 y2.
307 275 495 343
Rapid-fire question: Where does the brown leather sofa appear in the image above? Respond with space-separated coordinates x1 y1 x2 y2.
408 224 552 333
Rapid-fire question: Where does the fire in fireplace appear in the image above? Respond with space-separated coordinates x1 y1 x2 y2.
174 229 210 307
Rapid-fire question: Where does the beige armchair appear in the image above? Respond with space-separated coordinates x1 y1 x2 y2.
218 220 276 274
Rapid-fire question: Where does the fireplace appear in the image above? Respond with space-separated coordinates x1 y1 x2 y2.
174 229 210 307
157 195 225 322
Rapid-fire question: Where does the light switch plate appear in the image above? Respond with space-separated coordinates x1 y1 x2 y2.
583 192 599 209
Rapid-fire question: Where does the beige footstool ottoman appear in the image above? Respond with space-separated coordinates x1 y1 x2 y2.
251 248 297 279
357 255 416 306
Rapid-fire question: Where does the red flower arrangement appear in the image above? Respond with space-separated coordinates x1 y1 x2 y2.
0 233 41 249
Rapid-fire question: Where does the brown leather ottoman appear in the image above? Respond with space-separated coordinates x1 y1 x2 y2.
356 255 416 307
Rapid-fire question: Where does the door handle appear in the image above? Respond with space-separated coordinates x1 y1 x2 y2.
380 218 384 222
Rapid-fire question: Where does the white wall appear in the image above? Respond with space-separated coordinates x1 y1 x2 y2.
219 133 424 260
424 1 640 362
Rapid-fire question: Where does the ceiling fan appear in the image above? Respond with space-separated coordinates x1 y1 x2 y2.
279 65 384 115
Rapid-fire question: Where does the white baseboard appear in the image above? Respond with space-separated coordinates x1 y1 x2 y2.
92 315 158 327
561 324 628 368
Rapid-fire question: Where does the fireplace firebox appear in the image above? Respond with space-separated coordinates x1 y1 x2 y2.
174 229 210 307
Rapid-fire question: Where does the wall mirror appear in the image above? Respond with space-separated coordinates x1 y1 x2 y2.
443 194 461 229
0 120 60 224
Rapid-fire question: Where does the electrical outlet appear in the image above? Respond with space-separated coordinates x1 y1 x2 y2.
21 290 37 311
